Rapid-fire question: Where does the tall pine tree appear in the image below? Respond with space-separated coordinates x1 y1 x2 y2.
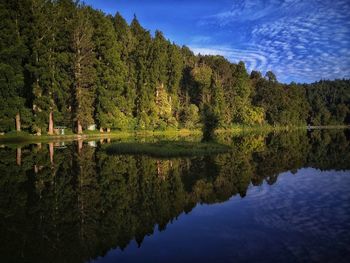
91 9 128 131
71 7 96 134
0 0 30 132
113 12 137 124
130 16 153 129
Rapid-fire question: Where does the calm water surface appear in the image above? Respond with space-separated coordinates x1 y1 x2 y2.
1 130 350 263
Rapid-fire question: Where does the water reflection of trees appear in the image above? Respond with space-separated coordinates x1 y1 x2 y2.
1 129 350 263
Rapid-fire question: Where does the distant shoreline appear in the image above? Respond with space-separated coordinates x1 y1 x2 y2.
1 125 349 144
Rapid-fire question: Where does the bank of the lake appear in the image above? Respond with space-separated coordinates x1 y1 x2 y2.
0 129 200 143
0 125 349 144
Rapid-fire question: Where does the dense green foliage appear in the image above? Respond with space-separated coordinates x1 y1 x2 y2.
0 0 349 134
1 129 350 262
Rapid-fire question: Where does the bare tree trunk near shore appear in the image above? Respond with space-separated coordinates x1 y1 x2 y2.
78 139 83 154
49 142 54 165
16 148 21 166
15 113 21 132
77 120 83 134
48 111 54 135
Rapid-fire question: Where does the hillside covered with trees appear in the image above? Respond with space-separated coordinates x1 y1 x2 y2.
1 0 350 134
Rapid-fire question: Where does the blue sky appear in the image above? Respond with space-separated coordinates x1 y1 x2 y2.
83 0 350 83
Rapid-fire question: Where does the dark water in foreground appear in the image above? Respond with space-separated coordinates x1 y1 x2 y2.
1 130 350 263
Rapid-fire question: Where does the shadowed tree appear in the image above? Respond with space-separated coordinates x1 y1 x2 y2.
90 9 128 132
71 7 96 134
0 0 31 132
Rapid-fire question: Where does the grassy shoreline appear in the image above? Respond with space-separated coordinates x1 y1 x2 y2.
217 124 350 133
0 125 348 143
0 129 201 143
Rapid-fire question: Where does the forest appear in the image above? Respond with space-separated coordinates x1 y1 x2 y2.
1 0 350 134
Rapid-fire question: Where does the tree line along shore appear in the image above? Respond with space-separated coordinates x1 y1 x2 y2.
1 0 350 137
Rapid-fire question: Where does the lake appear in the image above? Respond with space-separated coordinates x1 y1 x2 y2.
1 129 350 263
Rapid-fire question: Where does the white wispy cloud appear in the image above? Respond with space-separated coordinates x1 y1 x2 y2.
189 45 269 73
194 0 350 83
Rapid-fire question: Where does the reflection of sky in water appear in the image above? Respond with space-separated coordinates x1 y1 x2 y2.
94 168 350 263
2 130 350 262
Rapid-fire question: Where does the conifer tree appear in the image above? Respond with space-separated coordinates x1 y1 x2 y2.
130 16 154 129
211 75 227 127
149 31 168 87
232 61 252 123
150 31 173 128
71 7 96 134
53 0 77 128
113 12 137 122
191 62 212 106
0 0 30 132
27 0 58 134
167 43 183 123
91 9 128 131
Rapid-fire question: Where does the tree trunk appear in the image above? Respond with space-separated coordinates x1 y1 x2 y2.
49 142 54 165
15 113 21 132
48 111 54 135
77 139 83 154
16 147 21 166
77 120 83 134
99 127 104 133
